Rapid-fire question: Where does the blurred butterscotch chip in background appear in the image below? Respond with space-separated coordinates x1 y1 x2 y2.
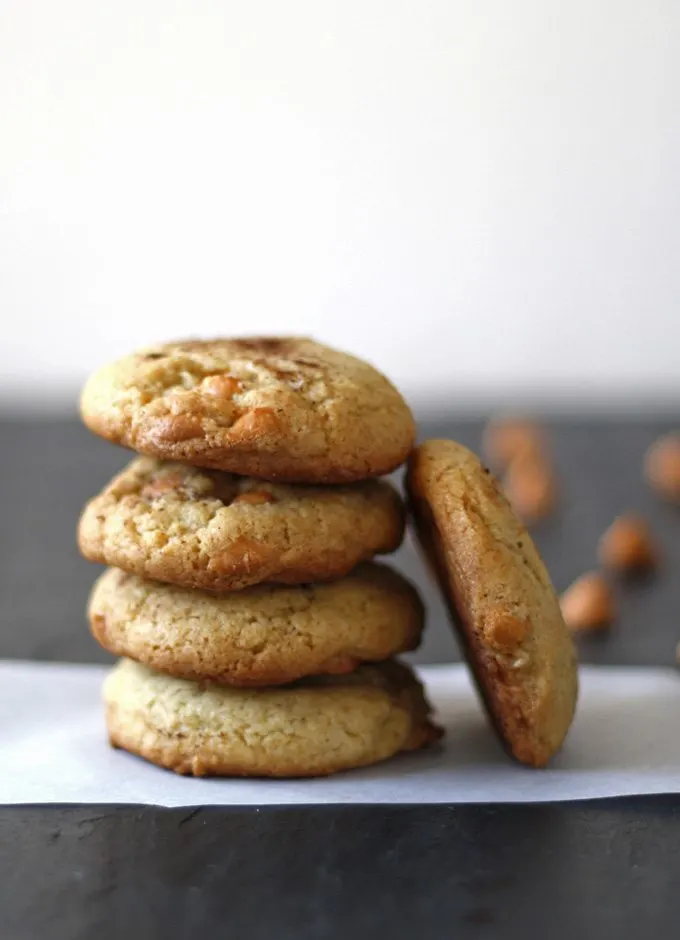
483 416 557 525
482 416 545 470
645 433 680 503
560 572 615 632
503 450 557 524
598 514 659 575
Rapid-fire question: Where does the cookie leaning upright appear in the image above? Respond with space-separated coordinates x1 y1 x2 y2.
407 439 577 767
80 337 416 483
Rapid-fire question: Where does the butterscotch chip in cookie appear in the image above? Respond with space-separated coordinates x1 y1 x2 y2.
80 337 416 483
89 565 424 686
78 458 405 591
645 433 680 503
560 573 615 632
407 439 578 767
104 658 443 778
598 515 658 574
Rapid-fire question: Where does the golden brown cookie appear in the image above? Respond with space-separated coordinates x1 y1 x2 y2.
89 564 424 686
407 439 577 767
78 457 404 590
104 658 442 777
80 337 415 483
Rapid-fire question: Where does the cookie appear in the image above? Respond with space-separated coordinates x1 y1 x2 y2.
104 658 442 777
78 457 404 591
80 337 415 483
89 564 424 686
407 439 577 767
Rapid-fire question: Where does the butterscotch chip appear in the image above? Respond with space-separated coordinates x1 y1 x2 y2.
104 658 443 777
89 564 425 686
485 612 531 651
503 451 557 524
150 414 204 443
407 439 578 768
598 515 658 574
482 417 545 470
80 337 416 483
645 434 680 503
232 491 277 506
560 573 615 632
140 472 187 500
78 457 405 591
201 375 242 398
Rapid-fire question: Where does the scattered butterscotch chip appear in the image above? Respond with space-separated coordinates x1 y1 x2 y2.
503 451 557 524
560 572 615 632
482 417 545 470
645 433 680 503
598 514 658 574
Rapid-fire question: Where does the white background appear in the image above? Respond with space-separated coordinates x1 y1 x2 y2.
1 1 679 409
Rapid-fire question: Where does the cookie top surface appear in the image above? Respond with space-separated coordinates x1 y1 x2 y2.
80 337 415 483
104 658 442 777
407 439 577 767
89 564 424 686
79 457 405 591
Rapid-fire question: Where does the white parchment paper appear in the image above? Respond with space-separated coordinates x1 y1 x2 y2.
2 660 679 806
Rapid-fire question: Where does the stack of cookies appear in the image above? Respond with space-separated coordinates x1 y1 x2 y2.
77 338 442 777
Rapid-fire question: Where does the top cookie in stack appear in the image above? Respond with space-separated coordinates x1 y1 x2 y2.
79 336 415 483
78 337 442 778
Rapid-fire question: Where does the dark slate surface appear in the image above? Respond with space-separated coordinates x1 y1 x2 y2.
1 413 679 939
1 414 678 666
3 799 680 940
